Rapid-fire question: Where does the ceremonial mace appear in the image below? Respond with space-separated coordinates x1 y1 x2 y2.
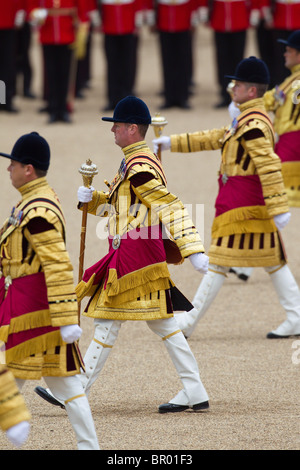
78 159 98 320
151 113 168 161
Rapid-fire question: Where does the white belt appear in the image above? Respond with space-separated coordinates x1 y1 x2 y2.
157 0 190 5
275 0 300 4
101 0 134 5
213 0 248 3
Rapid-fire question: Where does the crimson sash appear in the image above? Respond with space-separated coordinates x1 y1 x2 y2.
215 174 265 217
82 225 167 287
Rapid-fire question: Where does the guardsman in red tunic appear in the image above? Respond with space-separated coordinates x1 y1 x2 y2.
0 0 25 112
199 0 257 108
28 0 91 123
98 0 143 111
14 0 36 99
154 0 198 110
260 0 300 85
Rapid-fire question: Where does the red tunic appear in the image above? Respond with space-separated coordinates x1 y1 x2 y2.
205 0 252 32
27 0 90 44
100 0 142 35
156 0 198 32
0 0 23 29
271 0 300 30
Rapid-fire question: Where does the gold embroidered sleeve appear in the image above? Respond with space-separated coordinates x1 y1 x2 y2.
23 213 78 327
131 172 205 258
0 365 31 432
84 190 110 217
170 127 226 153
242 119 289 217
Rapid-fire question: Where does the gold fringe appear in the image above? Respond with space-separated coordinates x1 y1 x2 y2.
104 278 170 306
104 262 170 300
8 310 51 334
0 325 9 343
211 206 276 238
5 330 63 365
75 273 97 302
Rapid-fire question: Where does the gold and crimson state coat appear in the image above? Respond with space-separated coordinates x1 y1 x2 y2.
76 141 205 321
264 64 300 207
170 98 289 268
0 364 31 432
0 177 82 379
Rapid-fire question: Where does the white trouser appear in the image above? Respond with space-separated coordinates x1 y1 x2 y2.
81 317 208 406
266 264 300 336
175 263 300 338
175 264 228 338
17 375 100 450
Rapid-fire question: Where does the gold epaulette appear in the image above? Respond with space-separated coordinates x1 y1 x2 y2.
0 196 66 246
126 152 167 186
223 108 276 146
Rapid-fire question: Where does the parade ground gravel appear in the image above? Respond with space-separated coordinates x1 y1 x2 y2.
0 26 299 452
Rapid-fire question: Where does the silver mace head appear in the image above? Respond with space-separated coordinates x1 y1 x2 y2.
151 112 168 138
79 159 98 188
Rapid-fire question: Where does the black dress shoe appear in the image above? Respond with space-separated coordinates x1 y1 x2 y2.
59 112 72 123
158 401 209 413
24 91 36 99
2 104 19 113
48 113 58 123
159 403 189 413
178 101 192 110
266 332 290 339
229 268 249 282
34 386 65 409
192 401 209 411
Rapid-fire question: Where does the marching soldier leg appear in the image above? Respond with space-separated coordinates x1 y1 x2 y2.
34 320 122 410
44 375 100 450
175 264 228 338
147 317 209 412
265 264 300 338
80 319 122 395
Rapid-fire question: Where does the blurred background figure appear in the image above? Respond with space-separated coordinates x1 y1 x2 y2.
263 0 300 87
28 0 93 123
154 0 197 110
14 0 36 99
0 0 26 113
199 0 259 109
97 0 143 111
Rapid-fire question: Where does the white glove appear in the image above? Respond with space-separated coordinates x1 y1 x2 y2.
274 212 291 231
60 324 82 343
228 101 241 120
189 253 209 274
152 136 171 154
77 185 94 203
30 8 48 25
249 9 260 27
198 6 209 23
14 9 26 27
6 421 30 448
88 9 101 28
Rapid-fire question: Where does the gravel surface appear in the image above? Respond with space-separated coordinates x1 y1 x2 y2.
0 27 299 452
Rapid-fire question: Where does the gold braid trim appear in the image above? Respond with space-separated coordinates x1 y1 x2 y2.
0 310 51 342
5 330 63 365
211 206 276 238
0 365 31 431
103 262 170 306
